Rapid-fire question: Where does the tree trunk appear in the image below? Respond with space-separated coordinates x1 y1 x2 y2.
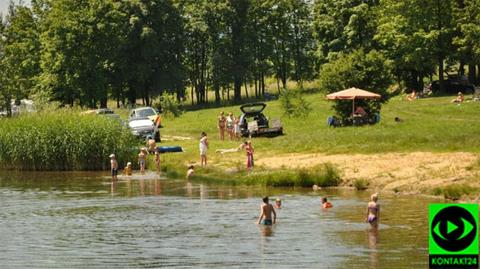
438 58 445 92
244 80 249 99
468 64 476 85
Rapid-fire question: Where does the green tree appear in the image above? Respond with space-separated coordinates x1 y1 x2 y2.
318 49 393 118
0 3 40 115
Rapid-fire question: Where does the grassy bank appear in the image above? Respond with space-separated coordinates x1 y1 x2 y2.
0 111 137 170
146 92 480 191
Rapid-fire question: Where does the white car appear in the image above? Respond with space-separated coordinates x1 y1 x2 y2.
128 118 160 141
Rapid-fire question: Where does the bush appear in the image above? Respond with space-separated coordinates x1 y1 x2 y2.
318 49 393 119
0 110 137 170
153 92 184 118
353 179 370 190
432 184 476 200
279 89 312 118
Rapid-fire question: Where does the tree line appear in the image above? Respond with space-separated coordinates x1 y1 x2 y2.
1 0 480 115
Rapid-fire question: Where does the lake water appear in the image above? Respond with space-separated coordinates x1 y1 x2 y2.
0 171 441 268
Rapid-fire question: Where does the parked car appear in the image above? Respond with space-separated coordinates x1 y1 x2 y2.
239 103 283 137
82 108 123 123
128 117 160 141
429 74 475 94
129 106 161 126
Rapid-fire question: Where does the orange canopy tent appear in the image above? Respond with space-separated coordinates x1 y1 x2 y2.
326 87 381 115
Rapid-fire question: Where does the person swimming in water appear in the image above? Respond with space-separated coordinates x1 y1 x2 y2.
257 196 276 225
365 193 380 228
321 197 333 209
275 198 282 209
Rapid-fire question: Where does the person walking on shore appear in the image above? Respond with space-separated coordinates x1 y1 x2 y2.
245 140 254 171
199 132 209 167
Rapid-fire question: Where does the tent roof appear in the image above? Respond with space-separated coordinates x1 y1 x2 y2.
326 87 381 100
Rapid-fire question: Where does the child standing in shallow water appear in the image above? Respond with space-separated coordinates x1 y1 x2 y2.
138 148 147 174
109 154 118 181
365 193 380 228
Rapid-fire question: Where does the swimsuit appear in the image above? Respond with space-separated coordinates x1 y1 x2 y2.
367 215 377 223
261 219 273 225
111 168 118 176
199 138 208 156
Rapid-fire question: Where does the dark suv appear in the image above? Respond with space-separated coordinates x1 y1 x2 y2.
239 103 283 137
430 75 475 94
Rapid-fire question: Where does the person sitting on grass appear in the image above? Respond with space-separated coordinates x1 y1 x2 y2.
321 197 333 209
451 92 465 103
406 90 417 101
353 106 368 117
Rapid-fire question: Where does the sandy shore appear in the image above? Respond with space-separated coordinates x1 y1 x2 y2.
256 152 480 193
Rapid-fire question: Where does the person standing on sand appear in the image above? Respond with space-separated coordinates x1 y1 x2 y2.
257 196 276 225
218 112 226 141
199 132 209 167
138 148 147 174
245 140 254 171
109 154 118 181
365 193 380 228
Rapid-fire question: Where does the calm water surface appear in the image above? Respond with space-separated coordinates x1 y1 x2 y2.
0 171 441 268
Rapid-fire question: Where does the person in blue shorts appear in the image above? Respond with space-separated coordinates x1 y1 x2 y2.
257 196 276 225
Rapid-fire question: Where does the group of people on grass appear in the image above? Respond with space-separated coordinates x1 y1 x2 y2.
257 193 380 229
407 90 466 104
217 111 241 141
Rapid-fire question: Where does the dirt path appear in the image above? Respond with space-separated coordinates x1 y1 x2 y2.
257 152 480 193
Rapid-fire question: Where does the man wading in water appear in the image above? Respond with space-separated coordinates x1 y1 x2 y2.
257 196 276 225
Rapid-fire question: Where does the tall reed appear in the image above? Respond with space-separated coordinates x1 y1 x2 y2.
0 111 137 170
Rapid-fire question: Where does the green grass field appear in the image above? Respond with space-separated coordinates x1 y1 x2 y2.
112 92 480 193
159 93 480 155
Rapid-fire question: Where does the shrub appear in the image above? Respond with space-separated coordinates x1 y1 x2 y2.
432 184 476 200
0 110 137 170
153 92 184 118
353 179 370 190
318 49 393 119
279 89 312 118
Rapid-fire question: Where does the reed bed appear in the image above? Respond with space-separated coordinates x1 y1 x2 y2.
0 111 137 170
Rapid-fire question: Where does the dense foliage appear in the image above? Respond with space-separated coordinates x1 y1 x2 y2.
1 0 480 114
0 111 137 170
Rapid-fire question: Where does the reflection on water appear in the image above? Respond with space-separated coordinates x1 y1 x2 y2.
0 171 441 268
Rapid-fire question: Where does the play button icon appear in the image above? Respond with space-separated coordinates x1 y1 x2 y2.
447 221 458 234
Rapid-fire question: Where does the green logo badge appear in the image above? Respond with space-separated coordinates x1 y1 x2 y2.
429 204 479 269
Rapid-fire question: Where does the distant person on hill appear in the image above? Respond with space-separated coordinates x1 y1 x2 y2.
147 136 156 154
154 151 160 172
365 193 380 228
186 165 195 179
406 90 417 101
245 140 254 171
199 132 209 167
451 92 465 103
257 196 276 225
322 197 333 209
218 112 226 141
226 112 235 140
354 106 368 117
138 148 147 174
123 162 132 176
109 154 118 181
275 198 282 209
